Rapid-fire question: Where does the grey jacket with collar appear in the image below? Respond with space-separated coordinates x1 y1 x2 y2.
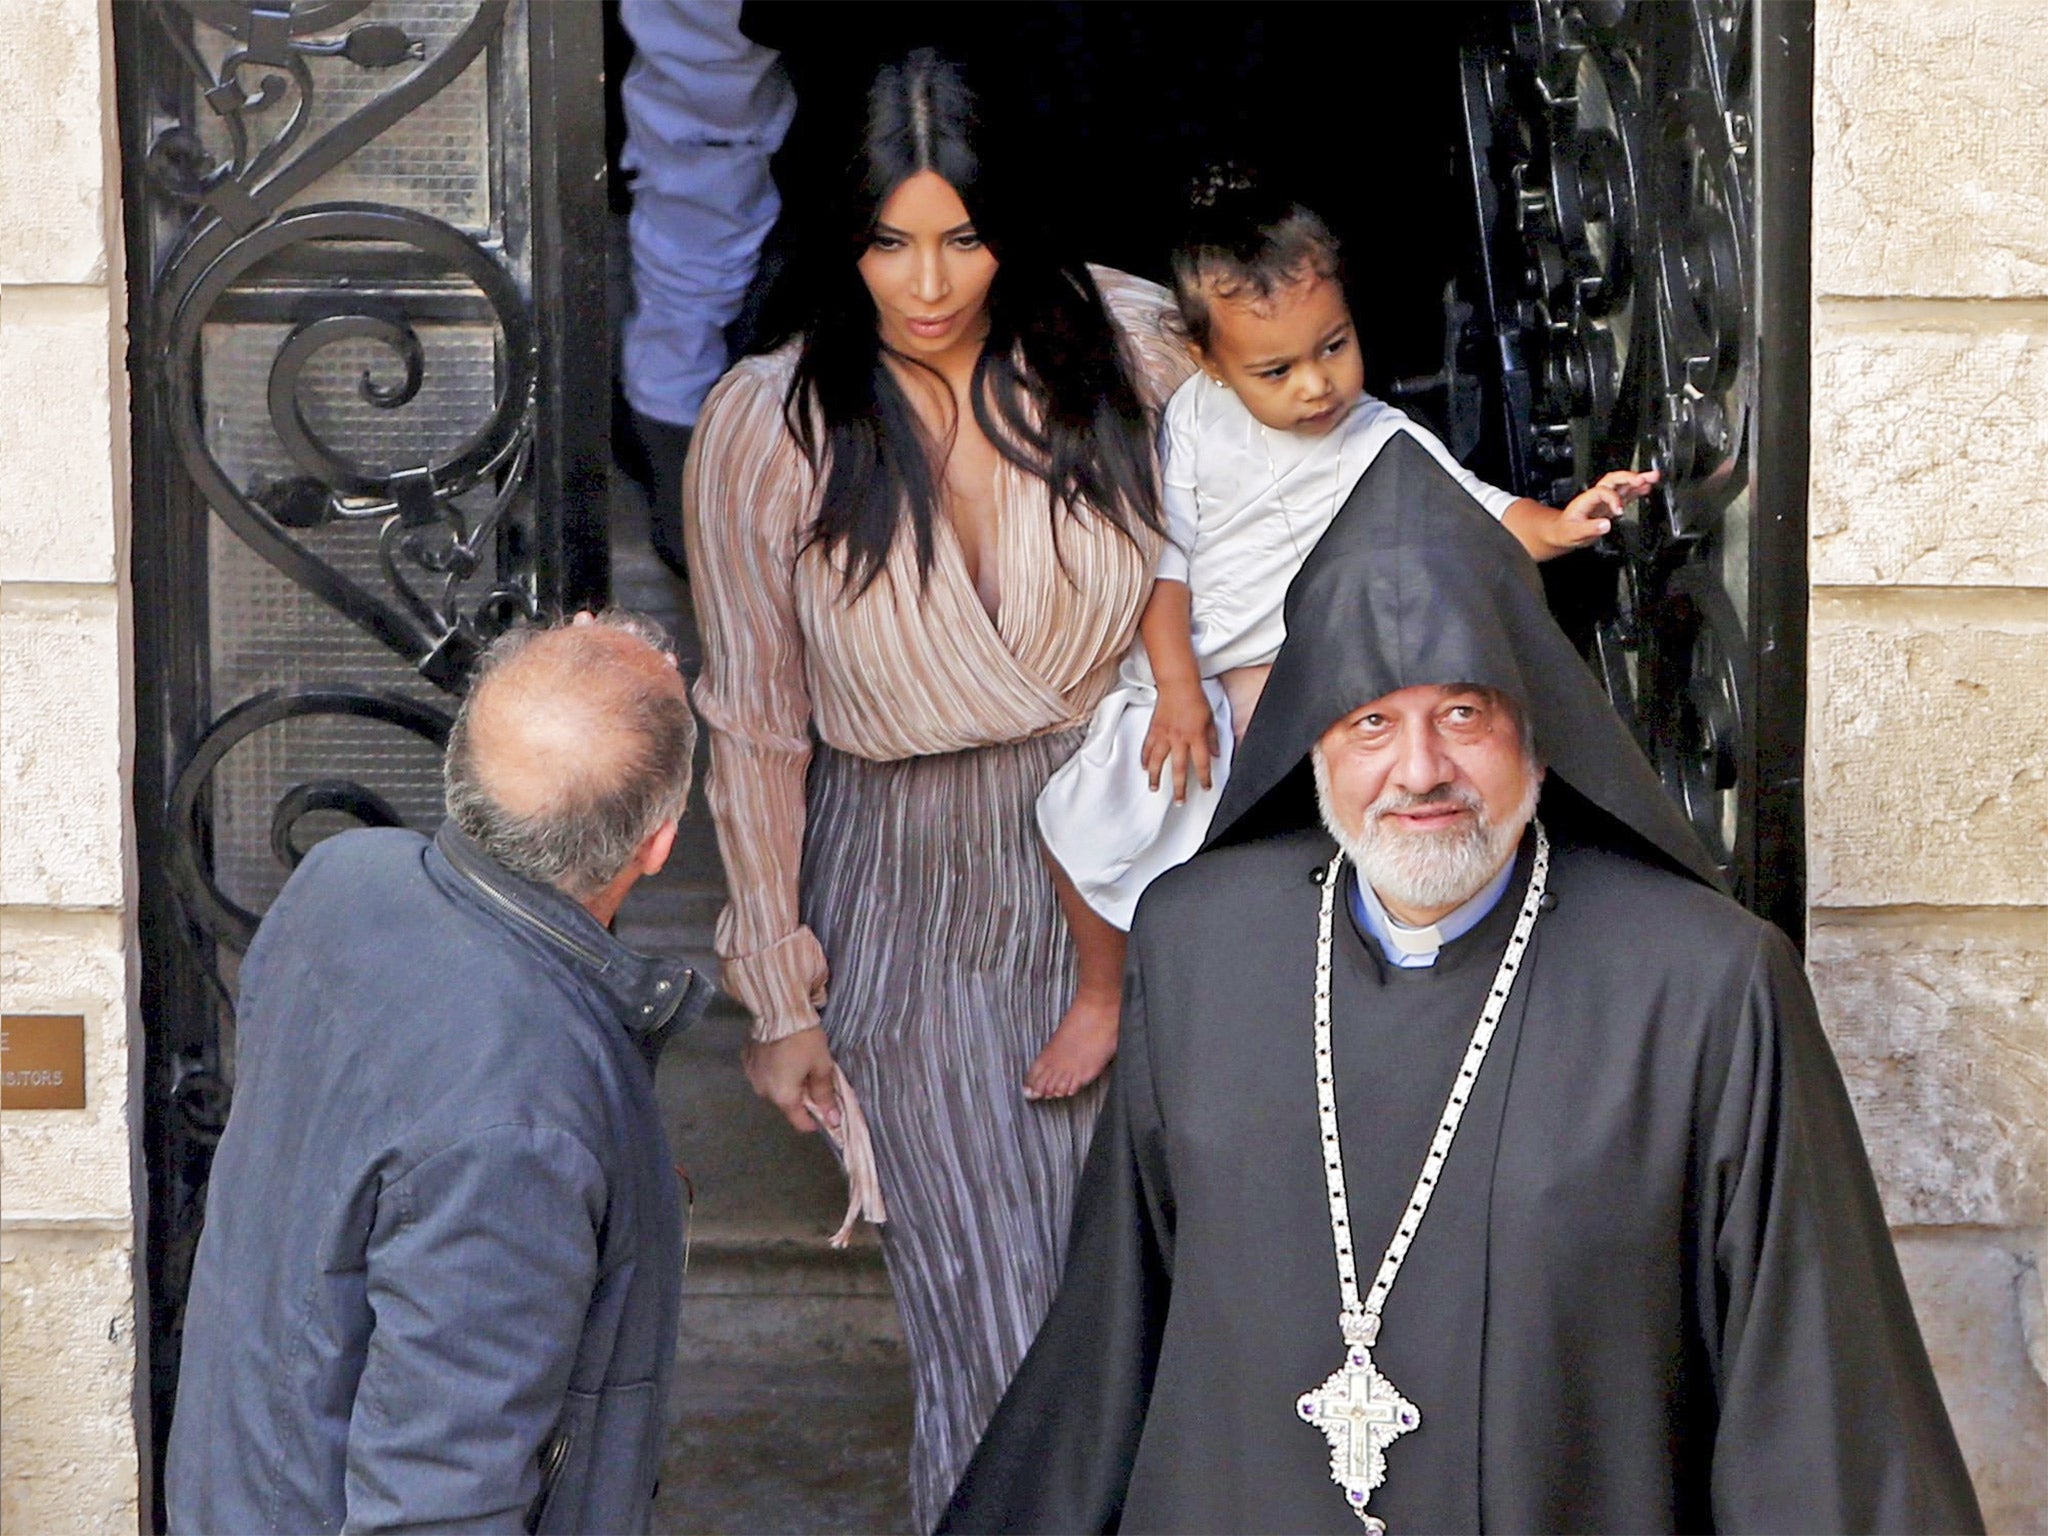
166 821 713 1535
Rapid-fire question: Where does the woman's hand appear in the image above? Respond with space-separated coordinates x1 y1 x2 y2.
744 1027 842 1134
1143 680 1219 804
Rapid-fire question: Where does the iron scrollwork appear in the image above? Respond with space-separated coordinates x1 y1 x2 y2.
165 684 453 950
123 9 571 1486
138 0 544 1003
148 0 536 696
1461 0 1760 893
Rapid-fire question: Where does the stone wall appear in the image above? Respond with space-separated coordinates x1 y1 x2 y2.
1809 2 2048 1529
0 0 144 1530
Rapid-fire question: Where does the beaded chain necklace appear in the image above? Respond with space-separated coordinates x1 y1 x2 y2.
1295 823 1550 1531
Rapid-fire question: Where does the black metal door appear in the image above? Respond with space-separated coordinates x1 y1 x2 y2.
1452 0 1812 937
113 1 607 1510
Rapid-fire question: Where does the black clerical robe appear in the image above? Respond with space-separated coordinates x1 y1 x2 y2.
941 828 1982 1535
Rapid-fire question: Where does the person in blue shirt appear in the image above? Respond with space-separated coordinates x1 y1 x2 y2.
617 0 794 576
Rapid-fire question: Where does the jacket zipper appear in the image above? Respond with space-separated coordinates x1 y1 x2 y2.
525 1428 572 1534
451 851 696 1031
454 860 610 969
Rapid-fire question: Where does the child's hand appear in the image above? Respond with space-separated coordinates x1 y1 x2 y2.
1558 467 1661 551
1506 468 1660 560
1143 682 1219 804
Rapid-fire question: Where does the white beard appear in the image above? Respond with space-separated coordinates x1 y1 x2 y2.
1313 749 1541 914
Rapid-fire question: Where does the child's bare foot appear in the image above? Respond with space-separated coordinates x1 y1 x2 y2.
1024 991 1120 1101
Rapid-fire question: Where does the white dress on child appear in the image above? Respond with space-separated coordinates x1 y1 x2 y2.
1037 373 1518 928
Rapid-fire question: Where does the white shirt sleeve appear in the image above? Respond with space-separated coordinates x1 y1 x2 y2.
1393 418 1520 521
1155 381 1201 583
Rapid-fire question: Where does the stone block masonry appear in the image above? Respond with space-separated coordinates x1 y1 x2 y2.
1813 2 2048 1527
1813 909 2048 1229
1 587 128 909
0 0 143 1529
0 0 114 287
1 914 135 1226
1895 1232 2048 1536
1808 589 2048 909
1810 311 2048 588
0 1231 145 1536
1814 0 2048 299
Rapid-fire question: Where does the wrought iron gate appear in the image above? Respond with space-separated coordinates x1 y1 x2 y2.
114 0 607 1506
1452 0 1811 935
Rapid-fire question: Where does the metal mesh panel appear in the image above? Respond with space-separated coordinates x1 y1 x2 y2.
208 320 504 477
180 0 539 921
202 318 509 914
202 695 448 917
194 0 496 228
201 317 509 603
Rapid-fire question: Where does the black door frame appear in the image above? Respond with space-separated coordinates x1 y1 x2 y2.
110 1 1810 1519
1455 1 1811 939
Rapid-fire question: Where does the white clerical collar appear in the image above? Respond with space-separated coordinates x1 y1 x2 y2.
1348 855 1518 969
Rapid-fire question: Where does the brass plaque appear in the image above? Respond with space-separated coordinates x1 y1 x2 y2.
1 1014 87 1110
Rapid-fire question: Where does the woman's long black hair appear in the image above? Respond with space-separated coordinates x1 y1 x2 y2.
774 49 1162 596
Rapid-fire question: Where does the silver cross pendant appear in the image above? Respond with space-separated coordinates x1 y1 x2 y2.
1296 1343 1420 1532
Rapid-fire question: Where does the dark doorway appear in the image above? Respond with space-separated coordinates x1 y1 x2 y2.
605 4 1812 1527
735 3 1489 401
616 0 1811 926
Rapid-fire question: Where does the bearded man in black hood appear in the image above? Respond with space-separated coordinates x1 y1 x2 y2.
940 435 1982 1536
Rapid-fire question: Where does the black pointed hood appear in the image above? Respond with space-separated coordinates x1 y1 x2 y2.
1205 432 1722 890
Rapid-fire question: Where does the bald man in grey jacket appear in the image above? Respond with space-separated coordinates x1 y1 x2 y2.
167 614 714 1535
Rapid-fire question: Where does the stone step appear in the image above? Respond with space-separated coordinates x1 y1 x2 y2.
611 465 913 1531
656 1006 903 1368
615 885 722 979
654 1361 914 1535
655 988 848 1228
678 1225 903 1368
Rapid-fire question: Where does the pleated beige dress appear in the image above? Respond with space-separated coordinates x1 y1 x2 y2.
682 268 1194 1530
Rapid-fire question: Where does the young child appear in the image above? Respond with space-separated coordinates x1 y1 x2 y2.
1021 169 1657 1101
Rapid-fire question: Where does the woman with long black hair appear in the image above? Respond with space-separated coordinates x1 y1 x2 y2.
683 49 1192 1526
